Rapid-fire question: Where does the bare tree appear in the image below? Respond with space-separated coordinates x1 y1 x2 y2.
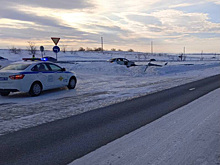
27 42 37 57
61 45 67 53
9 46 21 54
128 49 134 52
78 47 85 51
94 47 102 51
86 47 93 51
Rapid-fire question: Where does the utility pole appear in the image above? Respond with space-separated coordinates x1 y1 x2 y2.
201 50 204 61
101 37 104 52
151 41 153 55
183 47 186 61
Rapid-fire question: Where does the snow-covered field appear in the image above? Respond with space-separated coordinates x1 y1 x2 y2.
0 50 220 136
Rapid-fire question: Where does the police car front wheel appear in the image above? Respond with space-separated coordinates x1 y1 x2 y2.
68 77 77 89
29 82 42 97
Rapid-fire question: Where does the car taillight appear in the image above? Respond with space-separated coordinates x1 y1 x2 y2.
9 74 25 80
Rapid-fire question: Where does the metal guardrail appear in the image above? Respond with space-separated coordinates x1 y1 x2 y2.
56 59 220 64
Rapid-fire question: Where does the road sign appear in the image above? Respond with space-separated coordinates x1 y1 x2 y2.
51 37 60 45
53 46 60 53
40 46 45 58
40 46 44 52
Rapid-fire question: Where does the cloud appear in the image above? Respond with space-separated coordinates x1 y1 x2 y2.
170 3 193 8
126 14 162 26
190 33 220 38
206 0 220 5
0 4 98 47
0 24 90 40
0 7 67 29
151 9 220 34
94 0 161 13
1 0 93 10
175 2 220 23
0 0 220 53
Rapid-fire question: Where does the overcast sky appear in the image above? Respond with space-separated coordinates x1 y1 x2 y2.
0 0 220 53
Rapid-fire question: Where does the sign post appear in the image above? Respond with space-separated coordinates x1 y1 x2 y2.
51 37 60 60
40 46 44 58
53 46 60 60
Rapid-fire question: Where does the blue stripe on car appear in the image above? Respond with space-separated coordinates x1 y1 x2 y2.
20 71 72 74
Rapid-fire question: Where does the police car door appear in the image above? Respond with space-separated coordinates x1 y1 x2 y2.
32 63 55 89
47 63 67 87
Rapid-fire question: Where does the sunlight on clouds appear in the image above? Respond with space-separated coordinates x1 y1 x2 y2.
14 2 219 38
151 9 220 34
170 3 193 8
14 5 110 34
0 19 36 29
0 38 55 49
93 0 161 13
14 4 124 38
2 0 219 52
206 0 220 5
12 5 58 18
54 12 89 28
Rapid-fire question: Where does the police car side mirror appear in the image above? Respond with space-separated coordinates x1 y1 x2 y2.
61 68 66 71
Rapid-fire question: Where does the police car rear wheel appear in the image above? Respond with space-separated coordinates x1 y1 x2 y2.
0 91 10 96
68 77 76 89
29 82 42 96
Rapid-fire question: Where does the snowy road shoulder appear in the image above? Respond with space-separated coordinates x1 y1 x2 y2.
71 88 220 165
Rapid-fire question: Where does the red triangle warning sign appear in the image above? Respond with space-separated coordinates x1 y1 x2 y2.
51 37 60 45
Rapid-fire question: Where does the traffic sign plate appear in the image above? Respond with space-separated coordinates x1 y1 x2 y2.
40 46 44 52
53 46 60 53
51 37 60 45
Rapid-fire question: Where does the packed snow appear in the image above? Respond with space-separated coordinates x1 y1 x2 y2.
0 50 220 135
70 88 220 165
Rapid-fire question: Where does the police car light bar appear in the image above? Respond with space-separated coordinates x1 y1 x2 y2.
22 58 41 61
41 58 48 61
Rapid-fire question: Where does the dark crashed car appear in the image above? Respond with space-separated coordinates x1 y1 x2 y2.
108 58 135 67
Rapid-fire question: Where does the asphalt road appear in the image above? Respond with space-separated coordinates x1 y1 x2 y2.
0 74 220 165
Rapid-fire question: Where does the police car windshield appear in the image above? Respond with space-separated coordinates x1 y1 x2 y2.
1 63 31 70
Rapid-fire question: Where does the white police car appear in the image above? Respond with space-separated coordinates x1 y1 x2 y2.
0 61 77 96
0 56 9 69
